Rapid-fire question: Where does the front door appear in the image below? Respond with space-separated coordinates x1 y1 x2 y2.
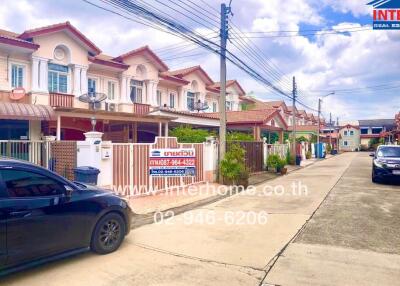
0 167 85 267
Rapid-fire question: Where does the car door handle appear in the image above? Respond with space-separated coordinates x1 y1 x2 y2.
9 211 32 218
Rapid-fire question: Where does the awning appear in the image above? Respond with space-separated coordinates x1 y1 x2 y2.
0 102 55 121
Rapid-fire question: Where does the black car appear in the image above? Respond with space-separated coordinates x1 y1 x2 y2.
0 158 132 276
371 145 400 183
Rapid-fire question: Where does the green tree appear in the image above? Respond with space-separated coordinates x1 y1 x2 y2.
170 125 214 143
227 131 253 141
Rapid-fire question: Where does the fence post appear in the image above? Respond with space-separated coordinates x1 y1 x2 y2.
204 137 218 183
263 138 268 170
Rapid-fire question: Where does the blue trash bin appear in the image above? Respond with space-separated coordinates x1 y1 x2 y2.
295 155 302 166
73 166 100 185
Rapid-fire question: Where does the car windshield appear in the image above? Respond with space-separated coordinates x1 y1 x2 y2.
377 147 400 158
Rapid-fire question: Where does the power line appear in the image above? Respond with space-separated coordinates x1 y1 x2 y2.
229 27 372 38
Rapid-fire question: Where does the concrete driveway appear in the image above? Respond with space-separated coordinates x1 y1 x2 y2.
1 153 359 286
264 152 400 286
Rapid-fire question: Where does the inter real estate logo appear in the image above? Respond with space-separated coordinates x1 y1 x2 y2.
367 0 400 29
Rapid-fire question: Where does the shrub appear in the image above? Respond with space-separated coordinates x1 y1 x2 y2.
306 151 312 159
220 144 246 184
326 144 332 153
227 131 253 142
170 125 214 143
267 154 281 169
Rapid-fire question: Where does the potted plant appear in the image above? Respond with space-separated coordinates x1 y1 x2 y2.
267 154 281 172
220 144 247 186
279 158 288 175
306 151 312 159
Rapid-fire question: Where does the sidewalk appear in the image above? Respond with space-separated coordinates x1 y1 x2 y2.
250 154 335 185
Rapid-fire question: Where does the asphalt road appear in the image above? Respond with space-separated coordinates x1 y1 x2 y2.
3 152 398 286
264 152 400 286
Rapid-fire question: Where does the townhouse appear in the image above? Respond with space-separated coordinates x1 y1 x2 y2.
0 21 322 144
0 22 248 143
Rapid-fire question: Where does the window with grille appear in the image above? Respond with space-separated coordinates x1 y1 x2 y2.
48 63 68 93
130 80 143 103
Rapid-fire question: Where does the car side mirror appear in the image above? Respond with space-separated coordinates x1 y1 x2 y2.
369 153 375 157
65 185 74 199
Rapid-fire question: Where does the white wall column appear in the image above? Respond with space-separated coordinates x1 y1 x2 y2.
120 74 127 103
81 67 88 95
73 65 82 96
165 122 169 137
146 80 158 106
38 58 48 92
158 122 162 136
31 57 40 91
56 115 61 141
178 87 186 111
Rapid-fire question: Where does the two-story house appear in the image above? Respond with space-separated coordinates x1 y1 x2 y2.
339 124 361 151
358 119 396 147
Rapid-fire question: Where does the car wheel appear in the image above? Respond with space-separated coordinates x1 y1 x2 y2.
91 213 126 254
372 170 379 183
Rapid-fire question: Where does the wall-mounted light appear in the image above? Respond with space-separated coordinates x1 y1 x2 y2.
91 116 97 131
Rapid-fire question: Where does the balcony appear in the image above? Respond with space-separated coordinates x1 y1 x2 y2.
117 101 151 116
49 92 74 108
132 102 150 115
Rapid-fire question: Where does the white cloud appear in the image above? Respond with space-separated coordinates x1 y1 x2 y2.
0 0 397 121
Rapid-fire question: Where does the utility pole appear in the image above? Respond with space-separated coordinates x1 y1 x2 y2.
292 76 297 156
329 112 332 148
336 117 339 151
219 3 231 183
317 98 322 158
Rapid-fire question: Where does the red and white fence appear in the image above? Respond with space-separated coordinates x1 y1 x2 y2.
112 137 205 196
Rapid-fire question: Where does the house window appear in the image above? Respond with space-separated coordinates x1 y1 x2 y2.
360 128 368 135
130 80 143 103
157 90 162 106
11 64 24 88
107 81 115 100
48 63 68 93
169 93 175 108
212 102 217 112
226 101 232 111
344 131 348 136
344 141 348 146
350 130 354 136
88 78 97 94
372 127 382 134
187 92 195 110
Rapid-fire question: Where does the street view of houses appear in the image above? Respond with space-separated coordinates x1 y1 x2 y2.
0 0 399 285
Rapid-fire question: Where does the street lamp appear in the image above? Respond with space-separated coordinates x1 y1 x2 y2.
317 92 335 158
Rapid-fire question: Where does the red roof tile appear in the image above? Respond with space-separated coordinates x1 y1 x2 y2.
163 66 214 85
209 80 246 95
113 45 168 72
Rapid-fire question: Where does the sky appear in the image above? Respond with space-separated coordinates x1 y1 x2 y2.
0 0 399 122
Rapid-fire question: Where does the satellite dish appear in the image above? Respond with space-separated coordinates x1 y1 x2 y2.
78 89 107 131
79 89 107 109
191 100 209 112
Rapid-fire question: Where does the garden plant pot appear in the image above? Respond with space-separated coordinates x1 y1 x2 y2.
276 167 281 173
280 167 288 175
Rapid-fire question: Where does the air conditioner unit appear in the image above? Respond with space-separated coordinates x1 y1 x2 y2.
105 102 117 112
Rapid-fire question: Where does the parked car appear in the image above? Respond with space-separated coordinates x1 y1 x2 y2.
371 145 400 183
0 158 132 276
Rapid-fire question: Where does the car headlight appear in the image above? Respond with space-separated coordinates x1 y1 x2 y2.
374 159 386 168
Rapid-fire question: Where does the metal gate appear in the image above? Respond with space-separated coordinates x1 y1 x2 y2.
112 137 205 196
227 141 264 173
